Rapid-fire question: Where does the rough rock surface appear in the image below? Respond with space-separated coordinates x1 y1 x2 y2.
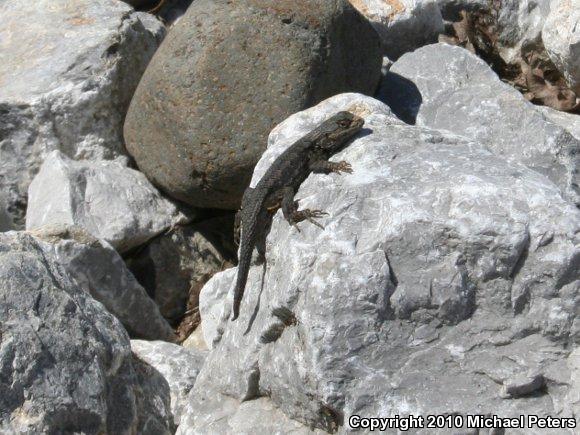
132 340 207 426
0 231 173 434
178 393 326 435
0 0 165 230
127 223 227 323
349 0 445 60
124 0 382 210
379 43 580 206
31 224 176 341
543 0 580 94
189 93 579 433
26 151 189 253
538 106 580 142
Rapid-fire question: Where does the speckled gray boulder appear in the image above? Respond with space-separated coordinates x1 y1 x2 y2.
124 0 382 210
26 151 189 253
0 231 173 434
31 224 176 341
191 93 579 433
0 0 165 230
379 43 580 206
131 340 207 426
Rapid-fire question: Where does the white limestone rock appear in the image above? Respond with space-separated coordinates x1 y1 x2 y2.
379 43 580 206
537 106 580 141
131 340 207 426
543 0 580 94
177 393 326 435
349 0 445 59
26 151 189 253
0 0 165 230
192 93 579 432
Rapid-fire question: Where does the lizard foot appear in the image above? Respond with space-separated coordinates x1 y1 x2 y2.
331 161 353 174
292 209 328 230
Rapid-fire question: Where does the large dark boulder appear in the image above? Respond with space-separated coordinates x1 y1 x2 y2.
124 0 382 209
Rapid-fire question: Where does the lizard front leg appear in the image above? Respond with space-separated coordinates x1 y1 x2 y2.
310 159 353 175
280 186 327 230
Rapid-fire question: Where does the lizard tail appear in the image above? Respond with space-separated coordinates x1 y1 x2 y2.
231 230 254 321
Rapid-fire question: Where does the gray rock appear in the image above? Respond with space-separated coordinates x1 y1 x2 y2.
537 105 580 141
543 0 580 94
379 43 580 206
178 392 325 435
349 0 445 60
26 151 189 253
191 93 579 432
132 355 175 435
565 348 580 416
127 222 227 323
0 231 172 434
0 0 165 230
31 224 176 341
124 0 382 210
132 340 207 426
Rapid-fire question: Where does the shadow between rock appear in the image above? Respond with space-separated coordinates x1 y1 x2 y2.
376 72 423 125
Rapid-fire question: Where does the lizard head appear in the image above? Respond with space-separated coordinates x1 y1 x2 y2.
315 111 365 152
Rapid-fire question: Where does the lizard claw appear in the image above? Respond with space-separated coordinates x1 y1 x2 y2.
306 217 325 230
290 208 328 230
333 161 353 174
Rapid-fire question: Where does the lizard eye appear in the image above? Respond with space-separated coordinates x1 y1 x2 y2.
337 119 351 128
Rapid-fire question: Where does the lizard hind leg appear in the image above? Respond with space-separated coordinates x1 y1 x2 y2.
280 186 328 230
310 159 353 175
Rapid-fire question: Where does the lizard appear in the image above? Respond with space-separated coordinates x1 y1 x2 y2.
231 111 365 320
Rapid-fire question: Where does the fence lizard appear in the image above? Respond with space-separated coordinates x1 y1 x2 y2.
232 111 364 320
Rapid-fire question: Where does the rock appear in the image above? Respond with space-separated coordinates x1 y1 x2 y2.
31 224 176 341
191 93 579 432
182 326 209 351
379 43 580 206
26 151 189 253
124 0 382 210
0 0 165 230
126 222 227 323
178 392 326 435
134 11 168 43
0 231 172 434
565 348 580 416
132 340 207 426
132 355 175 435
537 106 580 141
348 0 445 60
543 0 580 94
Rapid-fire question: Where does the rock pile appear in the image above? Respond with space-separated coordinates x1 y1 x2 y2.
0 0 578 433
